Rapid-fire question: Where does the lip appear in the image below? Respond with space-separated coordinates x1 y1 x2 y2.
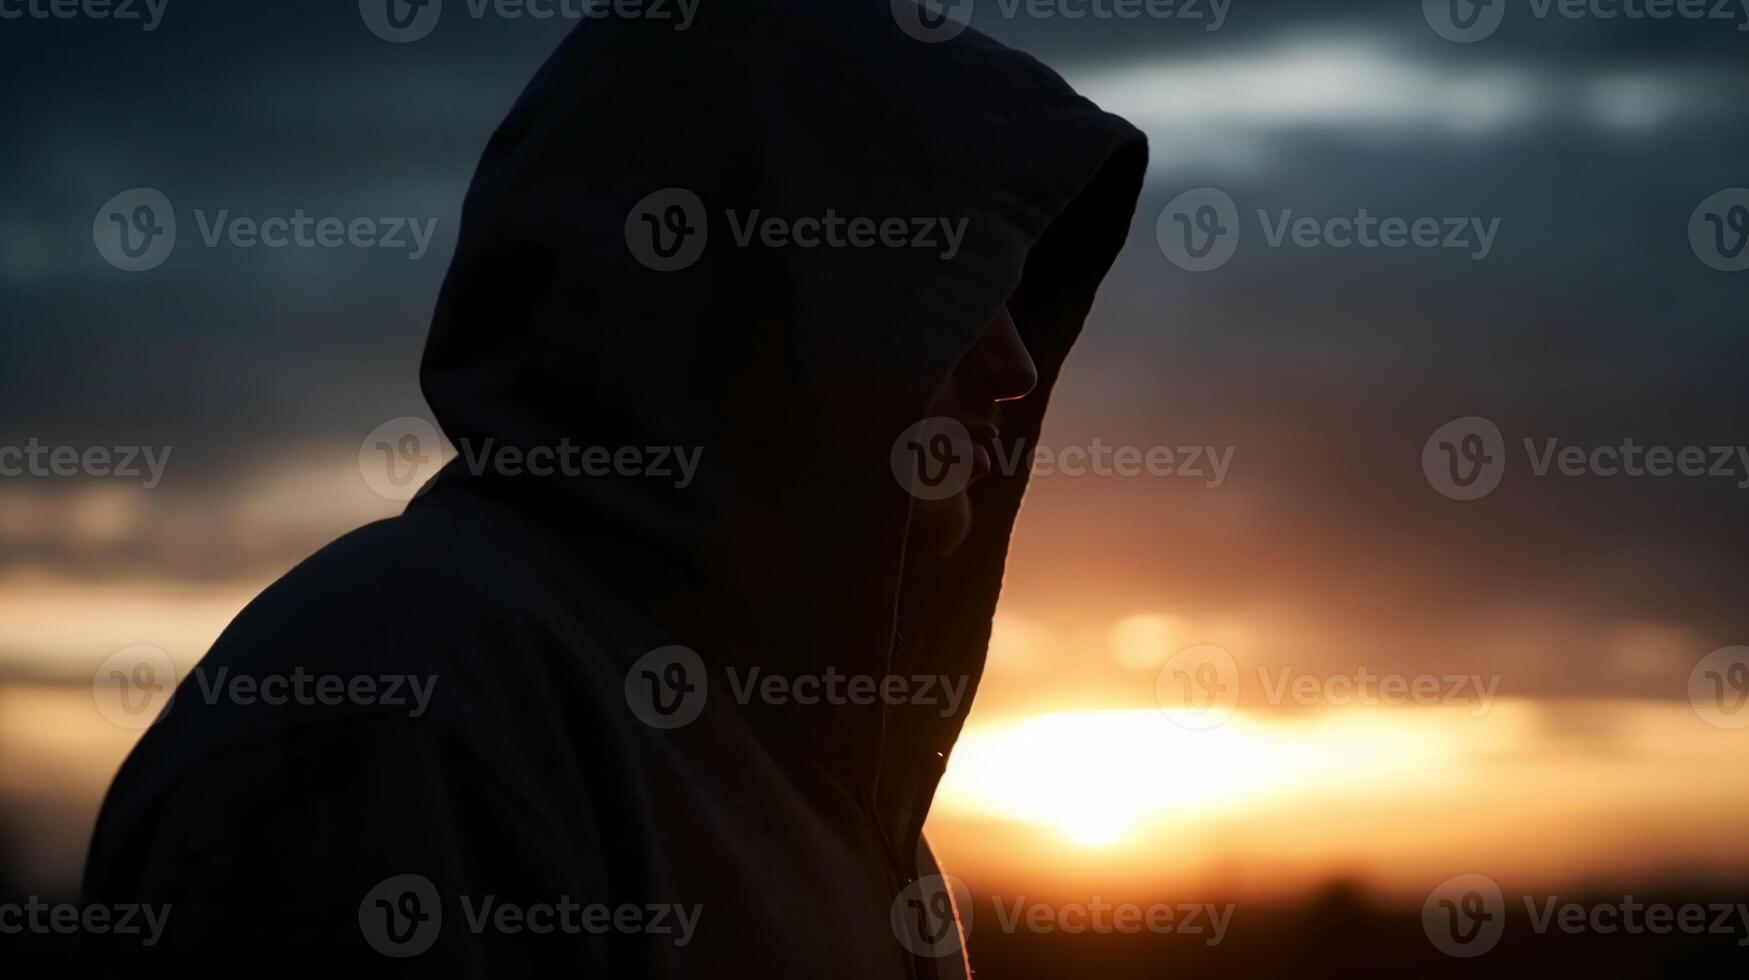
966 422 999 479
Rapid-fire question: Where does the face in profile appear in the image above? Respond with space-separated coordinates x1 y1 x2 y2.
909 304 1039 559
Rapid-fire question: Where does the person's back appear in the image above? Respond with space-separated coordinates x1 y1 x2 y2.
79 1 1146 975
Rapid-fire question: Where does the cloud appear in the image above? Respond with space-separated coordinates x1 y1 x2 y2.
1067 37 1748 174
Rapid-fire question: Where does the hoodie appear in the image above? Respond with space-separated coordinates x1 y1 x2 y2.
78 1 1146 976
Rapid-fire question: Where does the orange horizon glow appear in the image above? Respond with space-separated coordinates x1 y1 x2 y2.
2 545 1745 904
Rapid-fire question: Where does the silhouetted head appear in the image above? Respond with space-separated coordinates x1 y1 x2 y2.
419 0 1148 767
910 305 1038 558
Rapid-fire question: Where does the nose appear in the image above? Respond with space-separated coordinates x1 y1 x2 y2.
957 305 1038 403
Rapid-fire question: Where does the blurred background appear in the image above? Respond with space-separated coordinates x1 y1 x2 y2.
2 0 1746 974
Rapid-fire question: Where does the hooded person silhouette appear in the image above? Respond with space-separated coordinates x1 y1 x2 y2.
79 1 1145 975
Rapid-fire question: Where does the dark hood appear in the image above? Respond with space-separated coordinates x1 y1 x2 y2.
418 0 1146 821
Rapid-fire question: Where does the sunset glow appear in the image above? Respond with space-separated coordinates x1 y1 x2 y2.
936 708 1458 847
928 699 1749 901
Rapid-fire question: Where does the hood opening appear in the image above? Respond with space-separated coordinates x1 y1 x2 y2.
416 0 1148 814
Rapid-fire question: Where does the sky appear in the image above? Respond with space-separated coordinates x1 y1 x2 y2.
1 0 1747 905
4 0 1744 692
